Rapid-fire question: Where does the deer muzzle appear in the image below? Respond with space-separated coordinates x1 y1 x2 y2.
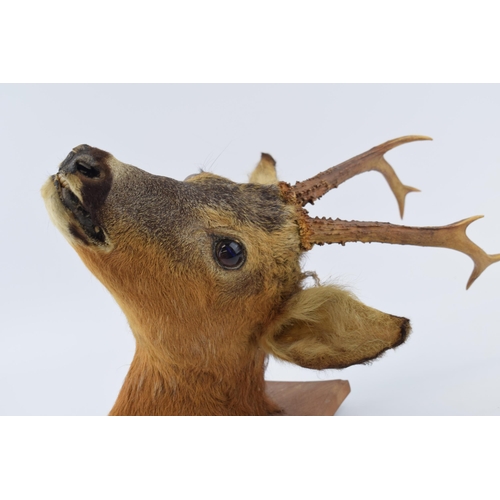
43 145 114 246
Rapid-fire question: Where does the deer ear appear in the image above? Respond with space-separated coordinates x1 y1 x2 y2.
261 285 410 369
248 153 278 184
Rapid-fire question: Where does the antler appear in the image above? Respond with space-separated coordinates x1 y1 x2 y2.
292 135 431 217
281 135 499 288
304 216 500 289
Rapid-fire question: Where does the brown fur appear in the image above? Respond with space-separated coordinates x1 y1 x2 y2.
41 146 411 415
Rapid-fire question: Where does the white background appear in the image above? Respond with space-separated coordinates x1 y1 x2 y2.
2 2 499 499
1 84 499 415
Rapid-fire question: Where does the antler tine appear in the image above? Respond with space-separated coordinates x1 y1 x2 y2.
304 215 500 289
293 135 431 217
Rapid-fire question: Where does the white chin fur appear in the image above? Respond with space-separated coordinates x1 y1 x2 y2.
41 177 81 246
41 177 113 251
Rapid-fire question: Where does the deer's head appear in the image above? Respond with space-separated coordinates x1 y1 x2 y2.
41 137 499 415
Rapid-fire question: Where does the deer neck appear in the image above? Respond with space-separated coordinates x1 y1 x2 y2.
109 324 281 416
75 245 289 415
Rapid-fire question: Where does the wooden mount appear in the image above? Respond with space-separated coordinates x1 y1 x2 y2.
265 379 350 416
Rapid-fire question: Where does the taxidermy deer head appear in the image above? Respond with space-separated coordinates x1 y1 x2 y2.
41 136 500 415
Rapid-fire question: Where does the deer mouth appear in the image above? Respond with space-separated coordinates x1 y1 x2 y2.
54 174 106 244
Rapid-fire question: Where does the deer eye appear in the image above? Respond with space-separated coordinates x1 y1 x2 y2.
214 240 245 270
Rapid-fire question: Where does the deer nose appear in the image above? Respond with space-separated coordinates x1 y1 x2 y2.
59 145 103 180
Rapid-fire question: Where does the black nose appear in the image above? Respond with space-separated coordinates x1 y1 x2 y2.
59 145 109 180
74 158 101 179
58 145 113 214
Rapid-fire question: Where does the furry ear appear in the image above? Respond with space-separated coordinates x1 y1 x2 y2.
248 153 278 184
261 285 410 369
